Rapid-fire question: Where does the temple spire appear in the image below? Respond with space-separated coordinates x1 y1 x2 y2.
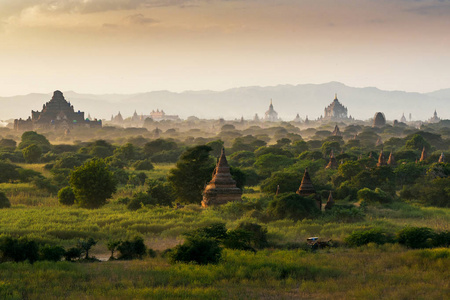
420 147 427 162
325 191 335 210
438 152 445 163
297 168 315 196
377 149 387 166
387 152 396 166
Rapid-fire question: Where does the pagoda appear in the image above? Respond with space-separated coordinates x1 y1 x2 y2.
438 153 445 163
14 90 101 130
419 147 427 162
324 94 348 120
387 152 396 166
297 168 321 209
373 112 386 127
324 191 335 210
377 149 387 167
332 124 342 136
264 99 279 122
202 148 242 207
325 150 338 169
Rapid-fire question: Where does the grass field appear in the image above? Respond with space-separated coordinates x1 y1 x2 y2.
1 163 449 299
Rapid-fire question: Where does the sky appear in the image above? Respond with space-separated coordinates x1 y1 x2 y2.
0 0 450 96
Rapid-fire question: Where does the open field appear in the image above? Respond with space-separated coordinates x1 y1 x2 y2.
0 247 448 299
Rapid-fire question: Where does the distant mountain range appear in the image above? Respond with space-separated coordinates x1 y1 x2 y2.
1 82 448 122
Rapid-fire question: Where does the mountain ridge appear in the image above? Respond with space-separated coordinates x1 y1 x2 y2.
1 82 448 122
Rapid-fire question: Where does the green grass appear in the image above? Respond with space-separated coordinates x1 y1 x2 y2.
0 247 448 299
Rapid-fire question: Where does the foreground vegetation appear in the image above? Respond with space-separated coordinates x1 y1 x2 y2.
0 247 448 299
0 119 449 298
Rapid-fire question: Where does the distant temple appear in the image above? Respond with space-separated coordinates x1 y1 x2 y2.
264 99 279 122
202 148 242 207
400 113 407 123
325 150 338 169
148 109 179 121
427 110 441 124
331 124 342 136
377 149 387 167
293 113 302 123
420 147 427 162
387 152 396 166
323 94 349 120
324 191 335 210
14 90 101 131
373 112 386 127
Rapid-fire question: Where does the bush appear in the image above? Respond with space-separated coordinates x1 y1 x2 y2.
40 245 66 261
22 144 42 163
117 237 147 260
222 229 256 252
345 228 394 247
235 222 268 249
0 191 11 208
357 188 392 204
58 186 76 206
132 160 154 171
0 236 39 263
64 247 82 261
322 206 365 223
127 192 153 210
397 227 436 249
186 223 228 241
433 231 450 248
267 192 319 221
169 236 222 265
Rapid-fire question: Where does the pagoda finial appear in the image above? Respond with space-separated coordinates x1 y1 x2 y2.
335 93 337 100
270 99 273 105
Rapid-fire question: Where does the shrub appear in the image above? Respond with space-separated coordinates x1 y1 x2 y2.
433 231 450 248
357 188 392 204
397 227 436 249
235 222 268 249
127 192 153 210
222 229 256 252
169 236 222 265
64 247 82 261
132 160 154 171
40 245 66 262
117 237 147 260
0 191 11 208
22 144 42 163
0 236 39 263
185 223 228 241
345 228 394 247
322 206 365 223
267 192 319 221
58 187 76 205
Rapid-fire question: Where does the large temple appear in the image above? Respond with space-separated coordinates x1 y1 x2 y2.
323 94 349 120
202 148 242 207
264 100 279 122
14 91 101 131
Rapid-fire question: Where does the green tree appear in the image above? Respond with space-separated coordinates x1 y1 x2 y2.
77 238 97 259
147 180 175 207
405 134 431 151
0 161 20 183
18 131 51 152
0 191 11 208
58 186 76 206
321 141 341 156
254 153 294 178
70 158 117 208
144 139 178 157
22 144 42 163
267 192 319 221
168 145 214 204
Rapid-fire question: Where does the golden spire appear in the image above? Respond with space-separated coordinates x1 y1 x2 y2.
334 93 337 100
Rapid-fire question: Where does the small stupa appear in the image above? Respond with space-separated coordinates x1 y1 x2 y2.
438 153 445 163
325 150 338 169
387 152 396 166
296 168 316 196
324 191 335 210
202 148 242 207
377 149 387 167
419 147 427 162
332 124 342 136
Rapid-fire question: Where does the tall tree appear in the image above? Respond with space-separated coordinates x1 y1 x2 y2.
168 145 214 204
70 158 117 208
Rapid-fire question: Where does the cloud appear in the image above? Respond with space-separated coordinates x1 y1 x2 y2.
0 0 200 18
124 14 158 25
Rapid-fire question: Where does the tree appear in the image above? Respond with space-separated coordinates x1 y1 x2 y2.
107 240 122 260
0 191 11 208
0 138 16 150
405 134 431 152
0 162 19 183
168 145 214 204
69 158 117 208
18 131 51 152
169 236 222 265
267 192 319 221
254 153 294 178
22 144 42 163
117 237 147 260
58 186 75 206
144 139 178 157
77 238 97 259
147 180 175 207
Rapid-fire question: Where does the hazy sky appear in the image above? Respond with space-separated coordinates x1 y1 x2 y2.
1 0 450 96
